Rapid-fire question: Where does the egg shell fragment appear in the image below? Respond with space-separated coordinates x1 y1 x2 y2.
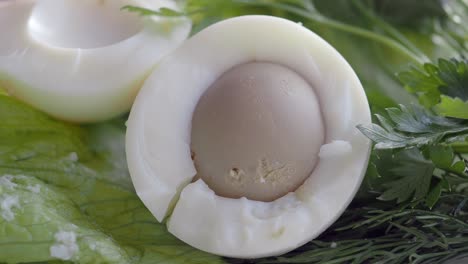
0 0 191 122
126 15 371 258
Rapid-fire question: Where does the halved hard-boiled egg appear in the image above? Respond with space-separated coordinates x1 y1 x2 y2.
126 15 371 258
0 0 190 122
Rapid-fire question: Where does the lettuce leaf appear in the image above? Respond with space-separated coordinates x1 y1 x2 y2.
0 94 223 264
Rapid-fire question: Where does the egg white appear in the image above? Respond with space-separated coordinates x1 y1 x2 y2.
126 15 371 258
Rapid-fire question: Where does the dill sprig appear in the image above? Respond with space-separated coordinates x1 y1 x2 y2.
227 195 468 264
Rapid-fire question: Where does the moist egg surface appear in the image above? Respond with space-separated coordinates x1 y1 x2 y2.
126 15 371 258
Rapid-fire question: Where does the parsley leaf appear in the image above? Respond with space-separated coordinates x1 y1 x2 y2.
427 145 466 179
437 58 468 100
435 95 468 119
398 58 468 119
357 104 468 149
358 103 468 205
377 149 435 203
397 63 441 108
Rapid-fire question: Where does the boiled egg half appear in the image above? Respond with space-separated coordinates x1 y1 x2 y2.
0 0 190 122
126 15 371 258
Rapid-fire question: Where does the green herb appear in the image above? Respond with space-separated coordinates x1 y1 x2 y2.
357 105 468 150
436 96 468 120
376 149 436 203
0 95 222 264
248 195 468 264
356 61 468 207
399 58 468 119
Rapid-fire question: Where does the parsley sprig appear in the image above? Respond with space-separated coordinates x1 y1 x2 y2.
399 58 468 119
358 58 468 207
358 104 468 150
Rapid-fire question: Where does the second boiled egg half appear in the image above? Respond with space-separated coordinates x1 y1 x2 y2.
0 0 190 122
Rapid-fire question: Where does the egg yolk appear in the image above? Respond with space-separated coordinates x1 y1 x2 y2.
191 62 325 202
